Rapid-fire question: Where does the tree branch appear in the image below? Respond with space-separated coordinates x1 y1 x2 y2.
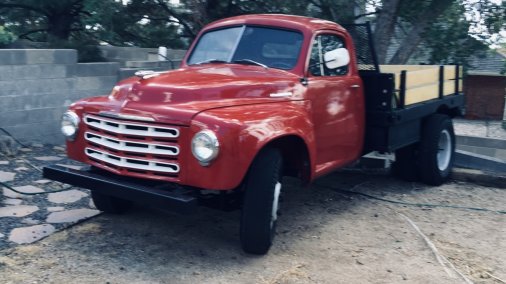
0 3 46 15
155 0 196 37
18 28 47 39
354 11 379 19
389 0 454 64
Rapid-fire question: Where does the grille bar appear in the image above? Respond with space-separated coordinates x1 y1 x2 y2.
85 131 179 156
85 147 179 173
84 114 179 138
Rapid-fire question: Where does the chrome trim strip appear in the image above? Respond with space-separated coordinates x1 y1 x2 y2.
85 147 179 173
84 114 179 138
85 131 179 156
98 111 156 122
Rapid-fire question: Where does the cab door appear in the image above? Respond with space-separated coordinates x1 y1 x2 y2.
306 32 365 174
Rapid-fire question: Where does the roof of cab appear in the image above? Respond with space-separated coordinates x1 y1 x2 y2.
202 14 345 34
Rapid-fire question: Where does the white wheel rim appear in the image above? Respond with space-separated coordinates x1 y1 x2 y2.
437 129 452 171
271 182 281 228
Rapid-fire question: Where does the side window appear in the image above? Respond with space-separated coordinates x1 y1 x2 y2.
309 34 348 76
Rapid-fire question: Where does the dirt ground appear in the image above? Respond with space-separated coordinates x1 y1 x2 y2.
0 171 504 284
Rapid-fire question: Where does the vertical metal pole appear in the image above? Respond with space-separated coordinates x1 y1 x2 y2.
399 70 406 108
439 65 444 99
455 64 460 94
365 22 380 73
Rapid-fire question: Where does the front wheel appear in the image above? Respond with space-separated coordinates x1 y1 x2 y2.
418 114 455 185
240 148 283 255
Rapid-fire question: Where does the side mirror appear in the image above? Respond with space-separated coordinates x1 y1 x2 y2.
324 48 350 69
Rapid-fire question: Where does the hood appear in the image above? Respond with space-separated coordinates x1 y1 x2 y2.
76 65 304 125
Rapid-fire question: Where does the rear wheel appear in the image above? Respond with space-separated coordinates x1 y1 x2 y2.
418 114 455 185
240 148 283 255
91 191 132 214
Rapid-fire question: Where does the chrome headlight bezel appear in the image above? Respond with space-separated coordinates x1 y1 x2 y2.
191 130 220 166
61 111 80 141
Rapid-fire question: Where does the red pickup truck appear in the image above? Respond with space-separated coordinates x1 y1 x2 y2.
44 14 464 254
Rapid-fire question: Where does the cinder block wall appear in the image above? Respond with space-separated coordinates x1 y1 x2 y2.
0 49 119 145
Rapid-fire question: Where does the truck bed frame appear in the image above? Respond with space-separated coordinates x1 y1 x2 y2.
344 22 464 154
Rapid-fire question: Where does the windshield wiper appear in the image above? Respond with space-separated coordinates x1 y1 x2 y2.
233 59 268 68
192 59 228 65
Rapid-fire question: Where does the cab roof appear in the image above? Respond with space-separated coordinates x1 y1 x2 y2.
203 14 346 34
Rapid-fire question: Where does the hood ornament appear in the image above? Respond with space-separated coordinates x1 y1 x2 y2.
134 70 169 80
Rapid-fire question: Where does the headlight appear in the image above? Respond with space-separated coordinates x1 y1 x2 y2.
191 130 219 165
61 111 80 141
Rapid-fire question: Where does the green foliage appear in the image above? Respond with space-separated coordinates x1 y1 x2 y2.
0 0 503 65
424 2 488 67
0 25 16 47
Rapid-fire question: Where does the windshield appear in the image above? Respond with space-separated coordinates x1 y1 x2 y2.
187 26 304 70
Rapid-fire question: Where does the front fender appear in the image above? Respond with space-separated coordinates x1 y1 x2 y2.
183 101 315 190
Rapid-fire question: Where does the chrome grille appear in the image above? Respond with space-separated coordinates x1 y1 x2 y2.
86 148 179 173
85 131 179 156
84 114 179 138
82 113 181 179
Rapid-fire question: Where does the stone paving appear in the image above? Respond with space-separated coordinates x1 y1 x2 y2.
0 144 99 248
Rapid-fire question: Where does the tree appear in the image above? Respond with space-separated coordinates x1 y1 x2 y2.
0 0 503 66
370 0 505 64
0 0 91 42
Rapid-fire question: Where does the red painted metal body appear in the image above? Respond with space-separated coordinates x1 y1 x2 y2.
65 14 365 190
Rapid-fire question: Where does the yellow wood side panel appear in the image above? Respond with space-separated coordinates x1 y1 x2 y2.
444 66 456 81
405 84 438 105
405 80 456 105
380 65 438 72
405 67 440 89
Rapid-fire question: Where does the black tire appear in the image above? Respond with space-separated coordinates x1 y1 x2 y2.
91 191 132 214
392 143 419 182
240 148 283 255
418 114 455 186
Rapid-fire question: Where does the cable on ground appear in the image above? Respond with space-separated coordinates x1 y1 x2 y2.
314 183 506 215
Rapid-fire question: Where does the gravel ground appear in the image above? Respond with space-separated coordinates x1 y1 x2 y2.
0 170 504 284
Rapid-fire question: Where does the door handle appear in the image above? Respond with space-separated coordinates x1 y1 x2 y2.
351 85 360 88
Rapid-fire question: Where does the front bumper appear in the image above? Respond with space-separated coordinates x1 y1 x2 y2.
43 165 197 213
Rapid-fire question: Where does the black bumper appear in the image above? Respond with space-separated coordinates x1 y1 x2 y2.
43 165 197 213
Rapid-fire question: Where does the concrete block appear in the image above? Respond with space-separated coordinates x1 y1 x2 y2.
166 49 186 60
0 92 72 111
0 107 67 127
71 62 120 77
7 78 75 95
124 60 172 68
0 81 17 96
0 65 68 80
0 50 27 65
24 49 77 64
171 60 182 69
1 121 64 145
70 89 112 100
99 46 154 62
74 76 117 91
455 149 506 173
0 66 14 81
457 135 506 150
